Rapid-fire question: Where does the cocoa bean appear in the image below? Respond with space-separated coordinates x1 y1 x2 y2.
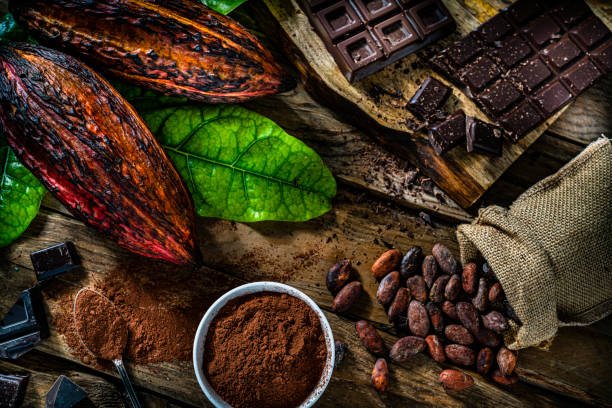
408 300 430 337
445 274 461 301
491 368 519 386
439 369 474 391
444 325 474 346
377 271 400 306
474 327 501 348
388 288 410 323
406 275 428 303
426 302 444 333
422 255 438 288
482 311 508 333
497 347 517 376
432 243 458 275
488 282 504 304
371 358 389 393
444 344 475 366
355 320 385 356
334 341 348 368
389 336 426 362
430 275 450 303
442 301 458 320
482 262 494 279
425 334 445 363
400 246 423 279
332 281 362 313
476 347 494 375
461 262 478 295
371 249 401 280
472 278 489 312
456 302 480 335
326 259 353 294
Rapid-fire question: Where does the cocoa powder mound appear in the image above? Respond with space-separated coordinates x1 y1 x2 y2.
204 292 327 408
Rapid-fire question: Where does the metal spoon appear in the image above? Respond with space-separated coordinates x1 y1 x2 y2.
73 288 142 408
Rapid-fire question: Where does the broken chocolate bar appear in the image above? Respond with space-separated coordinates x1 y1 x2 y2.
0 374 29 408
299 0 456 82
466 117 504 156
428 110 466 155
407 76 451 120
46 375 93 408
30 242 80 283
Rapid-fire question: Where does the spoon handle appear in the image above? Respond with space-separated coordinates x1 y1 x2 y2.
113 359 143 408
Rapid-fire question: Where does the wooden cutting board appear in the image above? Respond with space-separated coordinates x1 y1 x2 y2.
262 0 611 208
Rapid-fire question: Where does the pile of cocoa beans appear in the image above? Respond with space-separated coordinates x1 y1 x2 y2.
326 243 520 393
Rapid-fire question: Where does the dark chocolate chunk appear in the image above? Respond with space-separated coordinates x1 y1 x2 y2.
512 57 552 92
315 3 363 41
500 101 544 142
550 1 590 29
465 117 504 156
533 80 573 114
541 36 582 70
30 242 80 283
446 33 481 66
428 110 466 155
570 15 610 49
590 38 612 73
561 57 602 95
407 76 451 120
460 56 502 91
0 374 29 408
429 54 460 84
505 0 542 25
522 15 562 46
494 35 532 68
478 14 513 44
46 375 93 408
478 78 522 114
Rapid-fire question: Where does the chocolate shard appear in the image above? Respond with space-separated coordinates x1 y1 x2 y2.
30 242 81 283
407 76 451 120
0 374 29 408
45 375 93 408
465 117 503 156
428 110 466 155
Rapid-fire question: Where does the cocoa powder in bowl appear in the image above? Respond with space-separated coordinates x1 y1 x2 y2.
203 292 327 408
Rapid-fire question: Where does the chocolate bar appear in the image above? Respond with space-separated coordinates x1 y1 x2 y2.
30 242 80 283
299 0 456 82
428 110 466 155
46 375 93 408
466 117 503 156
0 374 29 408
431 0 611 141
407 76 451 120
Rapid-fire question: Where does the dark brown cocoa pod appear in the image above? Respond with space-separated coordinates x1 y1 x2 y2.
422 255 438 288
444 325 474 346
355 320 385 356
472 278 489 312
488 282 504 304
439 369 474 391
456 302 480 334
426 302 444 333
491 368 519 386
332 281 362 313
474 327 501 348
400 246 423 279
497 347 517 376
461 262 478 295
445 274 462 301
388 288 410 323
476 347 494 375
425 334 446 363
444 344 475 366
482 311 508 333
371 249 402 280
371 358 390 393
406 275 428 303
408 300 430 337
432 243 458 275
430 275 450 303
326 259 353 294
334 341 349 368
377 271 400 306
442 301 458 320
389 336 426 362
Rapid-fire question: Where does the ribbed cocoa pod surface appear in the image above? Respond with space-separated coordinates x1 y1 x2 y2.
0 43 200 265
11 0 292 103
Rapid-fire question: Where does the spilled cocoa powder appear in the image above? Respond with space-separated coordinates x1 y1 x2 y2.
204 292 327 408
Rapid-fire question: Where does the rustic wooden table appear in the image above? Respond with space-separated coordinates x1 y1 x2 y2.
1 1 611 407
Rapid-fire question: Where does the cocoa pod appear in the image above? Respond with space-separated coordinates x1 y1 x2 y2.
488 282 504 304
0 43 199 265
432 243 458 275
426 302 444 333
11 0 291 103
326 259 353 294
444 325 474 346
425 334 446 363
355 320 385 356
474 327 501 348
444 274 462 301
332 281 362 313
400 246 423 279
482 311 508 333
371 358 389 393
472 278 489 312
406 275 428 303
491 368 519 386
456 302 480 334
442 301 458 320
476 347 494 375
439 369 474 391
444 344 475 366
497 347 517 376
430 275 450 303
422 255 438 288
371 249 402 280
389 336 426 362
334 341 348 368
408 300 430 338
388 288 410 323
377 271 400 306
461 262 478 295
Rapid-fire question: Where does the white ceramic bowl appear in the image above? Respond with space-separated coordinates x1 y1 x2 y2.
193 282 335 408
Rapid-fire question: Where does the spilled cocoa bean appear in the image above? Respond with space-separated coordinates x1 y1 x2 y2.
488 282 504 304
389 336 426 363
442 301 458 320
472 278 488 312
497 347 517 376
476 347 494 375
371 249 401 280
432 243 458 275
491 368 519 386
421 255 438 288
371 358 389 393
426 302 444 333
425 334 445 363
355 320 385 356
444 274 461 301
430 275 450 303
482 311 508 333
408 300 430 338
444 325 474 346
332 281 362 313
444 344 475 366
400 246 423 279
326 259 353 294
377 271 400 306
439 369 474 391
388 288 409 323
406 275 428 303
461 262 478 295
456 302 480 335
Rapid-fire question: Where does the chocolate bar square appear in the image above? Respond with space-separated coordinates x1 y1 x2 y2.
446 33 481 66
533 80 573 115
512 57 552 93
478 13 513 44
460 56 502 91
505 0 542 25
521 15 562 47
494 34 532 68
570 15 609 49
466 117 504 156
478 78 522 115
541 36 583 71
0 374 29 408
550 1 591 29
561 57 602 95
353 0 399 21
590 39 612 73
407 76 451 120
315 2 363 42
500 100 543 142
336 31 384 70
407 0 453 36
428 110 466 155
373 14 419 55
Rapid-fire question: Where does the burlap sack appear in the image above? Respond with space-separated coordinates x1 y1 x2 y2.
457 137 612 350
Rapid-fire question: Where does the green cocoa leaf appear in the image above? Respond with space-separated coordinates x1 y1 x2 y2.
137 105 336 222
200 0 248 15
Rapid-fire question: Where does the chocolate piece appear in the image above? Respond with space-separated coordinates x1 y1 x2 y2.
533 80 573 115
570 16 609 49
521 15 562 47
428 111 466 155
300 0 456 82
505 0 541 25
407 76 451 119
30 242 80 283
478 78 522 114
551 1 590 29
0 374 29 408
590 39 612 73
446 33 481 66
46 375 93 408
460 56 502 91
561 58 602 95
478 14 512 44
541 36 582 70
512 57 552 92
494 35 532 68
500 101 543 142
465 117 503 156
